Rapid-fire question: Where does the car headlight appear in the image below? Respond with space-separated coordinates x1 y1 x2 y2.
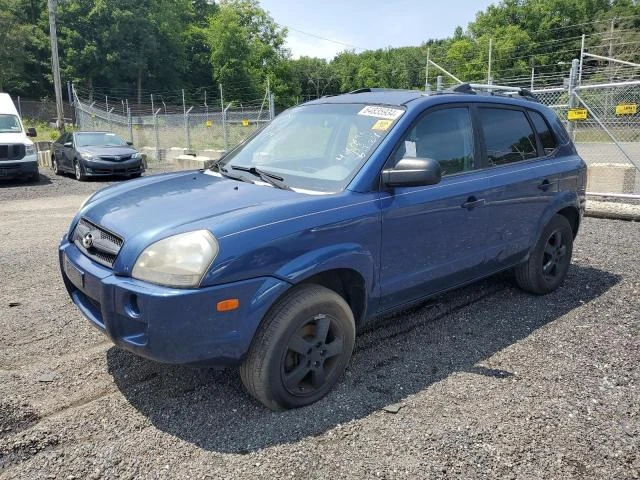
132 230 218 288
25 144 36 156
80 152 95 161
131 152 141 159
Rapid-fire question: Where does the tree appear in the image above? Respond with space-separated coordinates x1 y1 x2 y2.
205 0 288 102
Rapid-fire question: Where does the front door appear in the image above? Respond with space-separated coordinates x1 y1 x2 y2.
379 105 490 310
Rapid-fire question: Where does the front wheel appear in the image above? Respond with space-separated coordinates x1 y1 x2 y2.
74 160 86 181
240 285 355 410
515 214 573 294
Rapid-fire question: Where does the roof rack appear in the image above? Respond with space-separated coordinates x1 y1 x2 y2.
451 83 540 102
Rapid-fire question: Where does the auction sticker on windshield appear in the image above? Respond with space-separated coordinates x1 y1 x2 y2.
371 119 394 131
358 105 404 120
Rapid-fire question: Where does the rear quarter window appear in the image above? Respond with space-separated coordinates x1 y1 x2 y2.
529 110 558 155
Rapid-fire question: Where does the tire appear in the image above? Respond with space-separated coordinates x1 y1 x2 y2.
52 156 61 175
240 284 355 410
74 160 86 181
30 167 39 182
515 214 573 295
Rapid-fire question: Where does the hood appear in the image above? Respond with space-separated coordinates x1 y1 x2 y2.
0 132 29 144
79 146 137 157
80 170 315 245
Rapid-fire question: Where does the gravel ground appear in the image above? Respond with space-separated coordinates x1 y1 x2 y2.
0 170 638 479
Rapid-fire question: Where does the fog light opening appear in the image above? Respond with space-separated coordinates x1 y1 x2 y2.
125 294 141 318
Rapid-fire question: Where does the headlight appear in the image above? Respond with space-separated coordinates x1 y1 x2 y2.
80 152 95 161
131 152 141 159
132 230 218 288
25 144 36 156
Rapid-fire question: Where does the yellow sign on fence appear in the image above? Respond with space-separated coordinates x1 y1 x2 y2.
567 109 588 121
205 119 213 128
615 103 637 115
242 119 250 126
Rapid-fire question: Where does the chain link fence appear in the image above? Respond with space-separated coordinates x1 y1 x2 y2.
74 88 274 173
535 80 640 196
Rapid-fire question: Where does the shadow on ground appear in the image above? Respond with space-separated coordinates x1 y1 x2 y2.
107 264 619 454
0 173 52 187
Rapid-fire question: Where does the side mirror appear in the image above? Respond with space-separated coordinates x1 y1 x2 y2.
126 141 134 146
26 127 37 137
382 157 442 188
64 142 73 148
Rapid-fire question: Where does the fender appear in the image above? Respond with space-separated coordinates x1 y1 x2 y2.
528 190 581 256
273 243 375 291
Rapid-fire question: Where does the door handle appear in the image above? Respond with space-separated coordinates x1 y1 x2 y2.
462 196 485 210
538 179 551 191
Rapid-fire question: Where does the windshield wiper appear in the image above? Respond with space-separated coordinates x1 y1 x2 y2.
230 165 291 190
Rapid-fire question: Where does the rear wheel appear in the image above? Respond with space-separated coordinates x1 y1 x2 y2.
52 156 61 175
515 214 573 294
74 160 86 181
240 285 355 410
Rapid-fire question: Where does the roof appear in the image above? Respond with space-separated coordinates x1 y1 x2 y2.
0 93 19 116
303 86 544 111
306 89 423 107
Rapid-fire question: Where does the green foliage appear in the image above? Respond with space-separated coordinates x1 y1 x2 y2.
0 0 638 108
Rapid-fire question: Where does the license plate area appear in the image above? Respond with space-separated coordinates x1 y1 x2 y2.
64 255 85 290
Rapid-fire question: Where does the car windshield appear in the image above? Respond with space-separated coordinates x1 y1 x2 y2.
218 103 404 193
76 132 128 147
0 114 22 133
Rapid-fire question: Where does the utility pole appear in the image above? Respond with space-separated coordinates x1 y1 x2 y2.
47 0 65 132
425 48 430 92
487 38 493 84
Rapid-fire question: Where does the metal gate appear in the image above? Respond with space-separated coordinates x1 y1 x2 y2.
534 59 640 198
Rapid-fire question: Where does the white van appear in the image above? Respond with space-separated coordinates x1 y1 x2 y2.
0 93 39 181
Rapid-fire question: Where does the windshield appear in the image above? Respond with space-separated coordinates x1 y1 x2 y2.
218 103 404 193
0 114 22 134
76 132 128 147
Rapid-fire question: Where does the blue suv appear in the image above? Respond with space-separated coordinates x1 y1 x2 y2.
59 86 586 409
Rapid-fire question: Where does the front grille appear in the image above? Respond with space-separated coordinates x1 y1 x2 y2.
99 155 132 162
72 218 124 268
0 144 26 161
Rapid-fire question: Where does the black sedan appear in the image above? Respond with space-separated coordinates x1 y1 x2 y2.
51 131 145 181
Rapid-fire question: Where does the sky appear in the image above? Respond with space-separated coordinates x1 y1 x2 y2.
259 0 497 60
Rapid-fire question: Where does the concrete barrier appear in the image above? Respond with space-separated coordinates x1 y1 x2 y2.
173 155 218 171
587 163 637 194
37 150 51 168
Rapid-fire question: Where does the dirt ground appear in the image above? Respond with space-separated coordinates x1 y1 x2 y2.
0 170 638 479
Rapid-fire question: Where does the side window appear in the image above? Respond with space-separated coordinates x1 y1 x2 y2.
392 107 474 175
529 110 558 155
479 108 538 166
56 133 67 145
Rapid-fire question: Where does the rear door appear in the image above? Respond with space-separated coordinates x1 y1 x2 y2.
379 104 491 310
476 105 560 269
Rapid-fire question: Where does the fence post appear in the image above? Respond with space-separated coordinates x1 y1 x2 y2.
184 106 193 152
269 93 275 120
436 76 443 92
127 107 133 143
220 83 228 150
567 58 579 139
153 108 161 167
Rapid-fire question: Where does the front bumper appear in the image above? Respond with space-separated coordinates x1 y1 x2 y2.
0 157 38 179
59 237 291 365
84 158 144 177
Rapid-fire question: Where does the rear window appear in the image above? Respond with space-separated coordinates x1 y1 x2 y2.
529 110 558 155
479 108 538 166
